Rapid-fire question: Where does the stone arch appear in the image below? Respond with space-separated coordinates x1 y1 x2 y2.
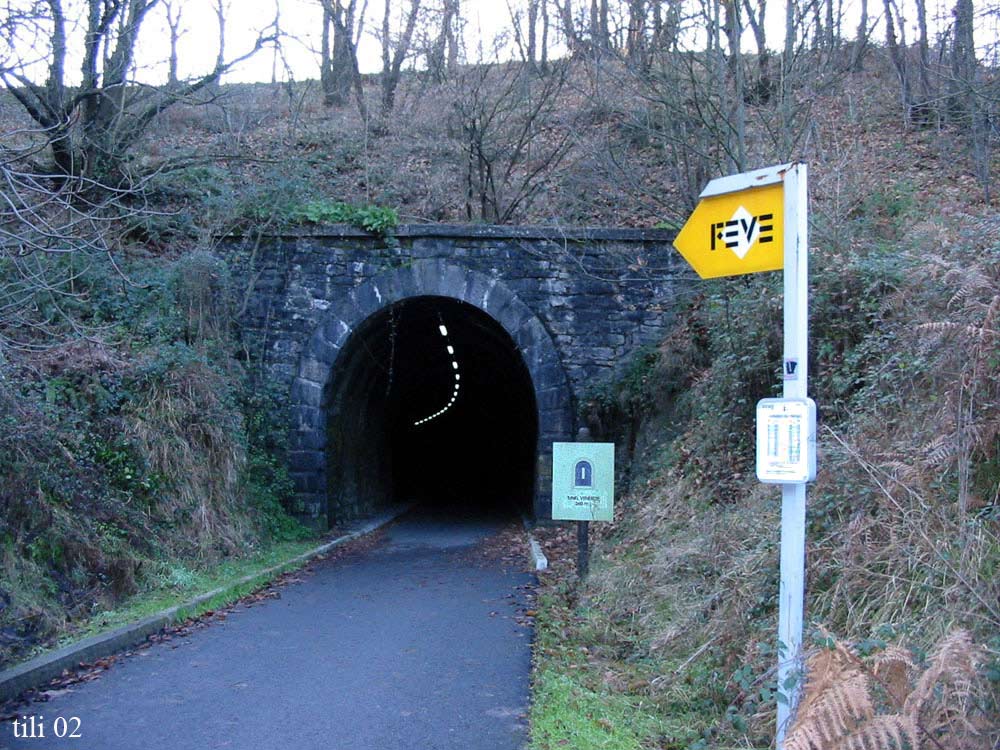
287 259 573 526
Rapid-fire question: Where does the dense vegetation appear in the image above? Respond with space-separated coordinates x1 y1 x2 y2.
0 0 997 745
536 204 999 747
0 250 310 666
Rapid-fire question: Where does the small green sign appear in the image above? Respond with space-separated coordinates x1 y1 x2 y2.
551 442 615 521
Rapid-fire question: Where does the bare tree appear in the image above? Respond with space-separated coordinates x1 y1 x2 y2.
883 0 914 124
450 57 576 222
0 0 275 184
509 0 542 72
164 0 184 86
554 0 585 53
427 0 461 81
625 0 647 65
950 0 977 122
540 0 551 71
0 136 148 350
318 0 367 107
379 0 423 119
913 0 932 116
528 0 540 68
721 0 746 170
320 0 335 96
949 0 994 200
849 0 871 71
589 0 610 52
741 0 771 102
781 0 799 141
213 0 227 71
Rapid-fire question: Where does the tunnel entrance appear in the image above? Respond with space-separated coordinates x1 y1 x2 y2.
324 296 538 520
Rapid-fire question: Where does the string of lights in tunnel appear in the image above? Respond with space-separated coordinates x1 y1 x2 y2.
412 320 462 427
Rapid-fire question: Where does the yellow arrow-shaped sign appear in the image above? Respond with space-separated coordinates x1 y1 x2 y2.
673 180 785 279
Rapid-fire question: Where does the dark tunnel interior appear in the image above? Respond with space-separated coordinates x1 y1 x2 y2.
324 296 538 520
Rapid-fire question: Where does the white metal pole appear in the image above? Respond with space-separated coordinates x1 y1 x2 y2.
776 163 809 748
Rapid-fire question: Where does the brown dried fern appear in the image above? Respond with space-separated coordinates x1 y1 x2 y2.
786 670 875 750
787 642 873 750
785 630 989 750
844 715 920 750
874 646 916 708
904 629 982 743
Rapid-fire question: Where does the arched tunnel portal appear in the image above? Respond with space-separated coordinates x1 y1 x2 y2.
289 262 574 527
330 295 541 517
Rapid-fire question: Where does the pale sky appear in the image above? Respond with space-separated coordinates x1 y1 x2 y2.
144 0 519 83
7 0 996 87
144 0 996 85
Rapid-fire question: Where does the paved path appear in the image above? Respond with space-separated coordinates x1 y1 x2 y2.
1 509 534 749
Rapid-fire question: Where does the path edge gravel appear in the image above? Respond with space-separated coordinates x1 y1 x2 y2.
0 504 412 703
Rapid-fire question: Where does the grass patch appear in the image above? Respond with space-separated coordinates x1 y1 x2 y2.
530 587 705 750
531 668 670 750
46 539 317 653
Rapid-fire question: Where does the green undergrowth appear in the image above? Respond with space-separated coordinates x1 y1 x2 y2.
56 538 316 650
533 188 1000 748
531 670 670 750
285 200 399 234
531 588 705 750
135 162 401 245
0 251 313 669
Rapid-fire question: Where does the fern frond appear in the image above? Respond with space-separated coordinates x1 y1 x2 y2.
916 321 997 339
921 434 957 467
844 714 919 750
918 417 1000 470
965 418 1000 457
797 638 864 716
786 669 874 750
979 294 999 335
945 268 993 310
917 321 965 334
904 629 978 720
873 646 915 708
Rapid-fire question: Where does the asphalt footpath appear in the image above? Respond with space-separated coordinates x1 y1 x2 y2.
0 508 535 750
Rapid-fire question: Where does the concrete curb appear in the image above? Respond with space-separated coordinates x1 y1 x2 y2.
0 504 412 704
521 515 548 572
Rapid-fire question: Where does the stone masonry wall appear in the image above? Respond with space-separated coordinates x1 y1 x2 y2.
225 224 686 522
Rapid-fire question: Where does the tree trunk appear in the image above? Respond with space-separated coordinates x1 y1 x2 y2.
528 0 539 70
380 0 422 119
725 0 747 172
319 0 360 108
723 0 746 170
778 0 800 151
589 0 610 51
331 4 355 104
165 0 181 86
447 0 459 72
850 0 869 71
914 0 932 122
741 0 770 103
627 0 646 66
825 0 836 51
85 0 157 176
557 0 583 54
430 0 458 80
271 1 281 84
599 0 609 50
949 0 976 124
540 0 550 72
320 4 336 104
883 0 913 125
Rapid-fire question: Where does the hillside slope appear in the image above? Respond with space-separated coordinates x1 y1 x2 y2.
0 44 997 745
